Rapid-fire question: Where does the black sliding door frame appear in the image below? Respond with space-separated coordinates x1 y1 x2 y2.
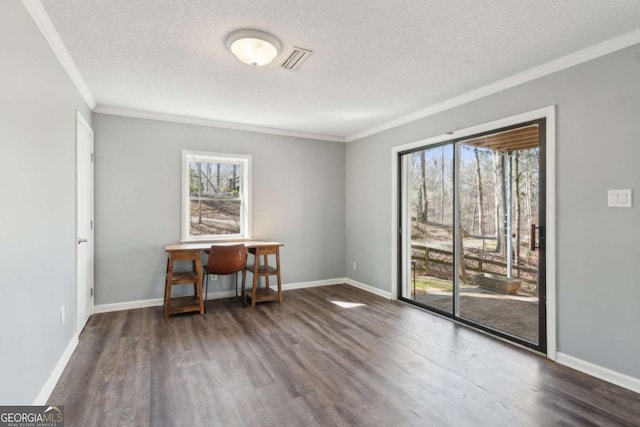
397 118 547 354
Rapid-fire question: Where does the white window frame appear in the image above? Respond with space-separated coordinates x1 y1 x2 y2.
181 150 252 242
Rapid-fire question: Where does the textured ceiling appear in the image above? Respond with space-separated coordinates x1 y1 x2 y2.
40 0 640 140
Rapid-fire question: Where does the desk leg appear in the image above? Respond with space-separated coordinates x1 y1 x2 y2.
276 248 283 303
264 254 270 291
164 256 173 320
195 254 204 314
191 260 199 296
251 256 259 308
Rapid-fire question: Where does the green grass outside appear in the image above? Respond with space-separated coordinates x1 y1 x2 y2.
412 277 475 290
413 277 452 290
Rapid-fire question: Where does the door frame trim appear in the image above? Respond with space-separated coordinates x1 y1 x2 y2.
390 105 557 360
75 110 95 335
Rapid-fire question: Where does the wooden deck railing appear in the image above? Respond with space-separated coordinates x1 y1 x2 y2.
411 243 537 284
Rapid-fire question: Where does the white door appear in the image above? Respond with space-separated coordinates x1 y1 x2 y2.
76 111 94 333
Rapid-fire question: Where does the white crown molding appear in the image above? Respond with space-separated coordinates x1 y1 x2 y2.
23 0 640 145
22 0 96 109
94 105 346 143
346 28 640 142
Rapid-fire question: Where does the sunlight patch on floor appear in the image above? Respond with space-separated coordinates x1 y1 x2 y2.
331 301 366 309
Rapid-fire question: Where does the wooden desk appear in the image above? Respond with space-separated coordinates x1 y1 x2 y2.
164 241 283 252
243 244 283 307
163 241 283 318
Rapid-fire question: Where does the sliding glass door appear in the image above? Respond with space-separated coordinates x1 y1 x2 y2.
399 120 546 352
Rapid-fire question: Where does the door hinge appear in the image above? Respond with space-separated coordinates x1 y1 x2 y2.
91 288 94 297
91 220 94 230
91 153 95 162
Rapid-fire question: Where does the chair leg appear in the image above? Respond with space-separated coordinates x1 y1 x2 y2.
251 262 259 308
235 271 244 302
204 273 209 313
234 271 238 298
241 268 247 307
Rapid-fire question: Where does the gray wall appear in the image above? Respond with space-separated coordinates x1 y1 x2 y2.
346 44 640 379
0 2 92 403
93 114 345 305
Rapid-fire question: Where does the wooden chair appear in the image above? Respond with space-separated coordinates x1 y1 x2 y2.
203 244 247 311
242 245 282 307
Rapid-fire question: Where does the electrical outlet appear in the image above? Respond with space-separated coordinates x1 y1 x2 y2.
60 306 65 325
353 261 357 271
210 275 217 281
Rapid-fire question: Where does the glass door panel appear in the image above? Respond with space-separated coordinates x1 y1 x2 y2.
455 126 542 345
400 144 454 315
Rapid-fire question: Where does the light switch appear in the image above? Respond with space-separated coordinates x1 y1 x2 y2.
608 189 632 208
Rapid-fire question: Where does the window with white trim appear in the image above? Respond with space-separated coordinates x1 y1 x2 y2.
181 151 251 241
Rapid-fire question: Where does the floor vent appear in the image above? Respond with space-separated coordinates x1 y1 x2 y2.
281 47 313 71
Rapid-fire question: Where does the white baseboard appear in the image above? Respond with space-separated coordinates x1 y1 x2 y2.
281 278 343 290
340 280 640 395
33 333 79 405
93 278 392 314
94 279 347 314
94 297 163 313
341 281 640 396
88 283 640 398
94 290 235 314
344 278 393 299
556 352 640 394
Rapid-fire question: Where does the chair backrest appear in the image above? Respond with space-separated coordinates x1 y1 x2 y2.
206 244 246 275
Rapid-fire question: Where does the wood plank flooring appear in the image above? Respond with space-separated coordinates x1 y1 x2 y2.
49 284 640 426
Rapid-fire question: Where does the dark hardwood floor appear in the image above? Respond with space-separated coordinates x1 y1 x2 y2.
49 284 640 426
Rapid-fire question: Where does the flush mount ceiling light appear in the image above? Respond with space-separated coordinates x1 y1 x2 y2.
225 29 282 66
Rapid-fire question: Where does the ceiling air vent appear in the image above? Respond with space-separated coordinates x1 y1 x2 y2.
281 47 313 71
